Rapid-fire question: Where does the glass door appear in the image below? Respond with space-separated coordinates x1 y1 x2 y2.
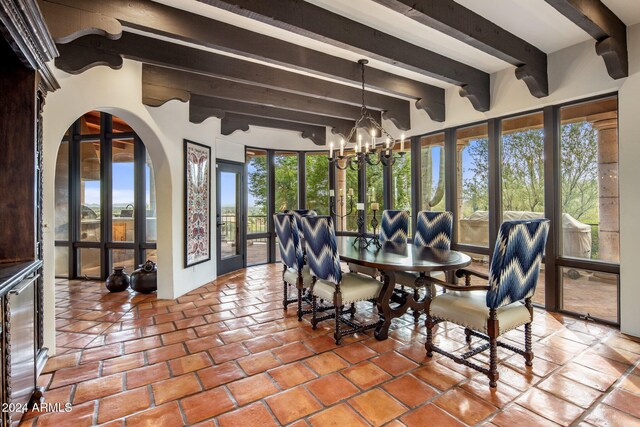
216 161 245 275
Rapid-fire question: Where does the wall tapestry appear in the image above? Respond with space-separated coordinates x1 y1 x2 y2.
184 139 211 267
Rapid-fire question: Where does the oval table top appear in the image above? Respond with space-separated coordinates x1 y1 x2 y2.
335 236 471 272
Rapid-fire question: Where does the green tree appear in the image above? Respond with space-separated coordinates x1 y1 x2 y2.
274 153 299 211
305 153 329 215
463 122 598 221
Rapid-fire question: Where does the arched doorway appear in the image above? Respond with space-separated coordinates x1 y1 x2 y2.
54 111 157 279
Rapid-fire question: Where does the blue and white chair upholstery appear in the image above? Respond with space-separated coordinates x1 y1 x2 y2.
274 213 312 320
302 216 384 344
350 209 410 278
285 209 317 237
379 210 410 242
396 211 453 285
425 219 550 388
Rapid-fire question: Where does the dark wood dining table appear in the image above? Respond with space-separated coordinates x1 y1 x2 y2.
335 236 472 340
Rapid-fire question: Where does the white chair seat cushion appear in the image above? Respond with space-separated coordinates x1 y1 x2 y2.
395 271 444 288
312 272 383 304
430 290 531 335
283 266 312 288
349 262 378 278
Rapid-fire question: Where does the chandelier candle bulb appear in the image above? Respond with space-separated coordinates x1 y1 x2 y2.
330 189 334 197
329 142 334 158
371 202 379 211
365 141 369 153
340 139 344 156
400 134 405 152
348 188 354 196
339 187 343 195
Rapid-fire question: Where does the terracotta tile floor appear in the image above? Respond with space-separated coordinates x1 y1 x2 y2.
21 264 640 426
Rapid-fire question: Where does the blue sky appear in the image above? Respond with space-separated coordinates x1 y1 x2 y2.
83 162 153 207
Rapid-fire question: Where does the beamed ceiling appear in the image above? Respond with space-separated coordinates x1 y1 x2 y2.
39 0 635 145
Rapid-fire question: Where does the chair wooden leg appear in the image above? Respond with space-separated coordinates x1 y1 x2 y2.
464 328 472 344
489 335 499 388
412 288 421 323
488 308 499 388
297 287 303 321
333 287 343 345
524 298 534 366
282 266 288 309
425 317 434 358
311 295 318 330
350 302 355 319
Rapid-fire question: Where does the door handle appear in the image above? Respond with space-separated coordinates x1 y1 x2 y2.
217 222 226 227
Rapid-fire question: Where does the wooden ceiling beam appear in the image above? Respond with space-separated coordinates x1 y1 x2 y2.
545 0 627 78
142 65 383 125
39 0 445 120
189 95 357 140
54 33 411 130
221 113 327 146
371 0 548 98
196 0 489 110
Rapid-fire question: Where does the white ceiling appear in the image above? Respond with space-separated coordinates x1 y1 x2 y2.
602 0 640 26
153 0 635 89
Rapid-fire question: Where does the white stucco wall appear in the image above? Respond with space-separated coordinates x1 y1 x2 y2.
41 24 640 354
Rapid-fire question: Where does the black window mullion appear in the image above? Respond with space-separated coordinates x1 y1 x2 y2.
358 162 366 235
134 135 147 266
298 152 305 209
329 154 337 227
543 105 561 311
410 136 421 240
444 129 456 242
267 150 276 263
69 121 81 278
101 113 113 279
487 118 502 255
383 158 392 212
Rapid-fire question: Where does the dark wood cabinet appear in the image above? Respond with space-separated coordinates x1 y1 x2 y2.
1 1 58 425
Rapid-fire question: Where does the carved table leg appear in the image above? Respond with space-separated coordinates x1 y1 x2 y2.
374 270 396 341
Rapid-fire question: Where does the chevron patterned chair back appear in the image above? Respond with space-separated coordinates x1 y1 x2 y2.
301 215 342 284
273 213 304 271
379 210 409 243
414 211 453 249
486 219 550 309
286 209 318 236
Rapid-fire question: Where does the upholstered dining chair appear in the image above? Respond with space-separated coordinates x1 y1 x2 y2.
273 213 312 320
285 209 317 237
302 215 384 345
395 211 453 321
350 209 409 278
424 219 550 388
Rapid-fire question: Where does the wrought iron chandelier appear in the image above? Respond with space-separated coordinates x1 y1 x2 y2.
327 59 406 170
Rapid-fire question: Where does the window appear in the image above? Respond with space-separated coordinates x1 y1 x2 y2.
560 97 619 262
246 149 269 266
305 152 329 215
456 124 489 247
420 133 446 212
112 138 135 242
392 141 411 234
54 112 157 279
501 112 545 216
274 151 298 211
559 96 619 322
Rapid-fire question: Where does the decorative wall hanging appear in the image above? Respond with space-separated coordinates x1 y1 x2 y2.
184 139 211 267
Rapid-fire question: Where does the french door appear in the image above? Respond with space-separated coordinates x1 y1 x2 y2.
216 161 245 275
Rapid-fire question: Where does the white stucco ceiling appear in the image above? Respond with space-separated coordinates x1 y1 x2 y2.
152 0 634 88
